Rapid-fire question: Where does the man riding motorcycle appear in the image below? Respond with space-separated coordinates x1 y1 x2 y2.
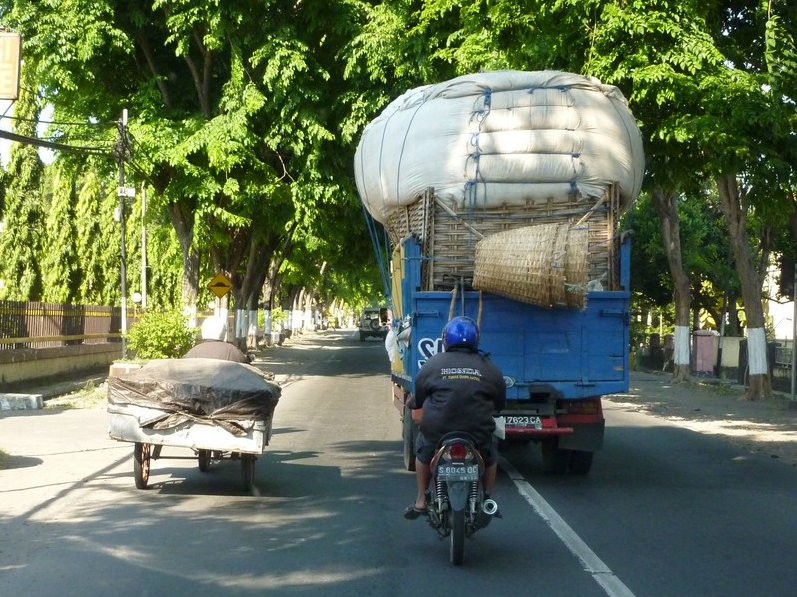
404 316 506 519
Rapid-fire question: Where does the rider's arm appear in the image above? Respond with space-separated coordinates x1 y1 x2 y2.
408 376 427 424
412 362 432 409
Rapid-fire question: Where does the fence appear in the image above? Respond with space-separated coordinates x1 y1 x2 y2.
0 300 123 349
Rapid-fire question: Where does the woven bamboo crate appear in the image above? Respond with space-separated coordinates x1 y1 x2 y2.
385 185 620 303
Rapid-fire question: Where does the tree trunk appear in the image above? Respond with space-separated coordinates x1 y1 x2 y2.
716 173 770 399
263 221 298 311
240 232 278 309
167 201 199 313
727 293 741 336
651 187 691 382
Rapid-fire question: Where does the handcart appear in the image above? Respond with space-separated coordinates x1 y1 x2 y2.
107 358 281 491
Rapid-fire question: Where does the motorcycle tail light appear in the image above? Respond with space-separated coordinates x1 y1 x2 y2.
448 442 468 460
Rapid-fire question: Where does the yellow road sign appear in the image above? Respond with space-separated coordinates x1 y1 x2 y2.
208 272 233 298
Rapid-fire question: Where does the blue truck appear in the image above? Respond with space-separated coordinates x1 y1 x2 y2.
354 71 642 474
382 201 631 476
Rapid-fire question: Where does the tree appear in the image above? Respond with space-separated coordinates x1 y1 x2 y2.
650 189 692 380
0 66 44 300
2 0 375 320
523 1 794 396
700 2 797 398
40 164 80 303
68 164 119 305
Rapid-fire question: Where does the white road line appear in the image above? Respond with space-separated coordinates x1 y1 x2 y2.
500 458 636 597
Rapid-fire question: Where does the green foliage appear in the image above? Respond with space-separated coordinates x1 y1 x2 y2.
0 0 792 332
73 165 122 305
270 306 287 325
125 309 197 359
629 298 674 349
140 194 184 309
623 189 743 324
41 165 80 302
0 65 45 300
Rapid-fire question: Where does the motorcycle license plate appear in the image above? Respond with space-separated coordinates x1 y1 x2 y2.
505 415 542 429
437 464 479 481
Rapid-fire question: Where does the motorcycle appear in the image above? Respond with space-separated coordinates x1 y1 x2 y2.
425 431 500 565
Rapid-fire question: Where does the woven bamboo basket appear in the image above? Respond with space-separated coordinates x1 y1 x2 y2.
472 223 589 309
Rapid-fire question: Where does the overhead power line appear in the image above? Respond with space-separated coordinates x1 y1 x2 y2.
0 113 115 128
0 128 112 157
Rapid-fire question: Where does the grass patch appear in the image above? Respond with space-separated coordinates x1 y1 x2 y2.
44 380 107 410
699 381 741 398
0 449 8 470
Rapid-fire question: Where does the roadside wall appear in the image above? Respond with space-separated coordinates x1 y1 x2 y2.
0 343 121 390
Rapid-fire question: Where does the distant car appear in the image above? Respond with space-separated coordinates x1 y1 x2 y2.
359 307 389 341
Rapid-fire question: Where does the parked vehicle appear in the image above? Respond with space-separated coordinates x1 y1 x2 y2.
426 432 499 565
359 307 389 341
354 71 644 475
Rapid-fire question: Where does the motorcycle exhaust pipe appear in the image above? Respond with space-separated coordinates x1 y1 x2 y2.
482 498 499 516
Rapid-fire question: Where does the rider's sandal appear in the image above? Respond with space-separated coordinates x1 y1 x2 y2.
403 505 428 520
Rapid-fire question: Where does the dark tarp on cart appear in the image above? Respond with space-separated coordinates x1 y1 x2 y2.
107 358 281 436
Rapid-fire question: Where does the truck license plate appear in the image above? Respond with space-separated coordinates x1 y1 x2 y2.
437 464 479 481
505 415 542 429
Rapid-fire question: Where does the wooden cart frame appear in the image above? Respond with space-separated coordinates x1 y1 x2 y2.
108 403 273 491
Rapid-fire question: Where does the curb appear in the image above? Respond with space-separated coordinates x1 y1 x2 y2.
0 393 44 411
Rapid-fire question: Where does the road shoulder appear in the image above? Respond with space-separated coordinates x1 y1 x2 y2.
605 371 797 467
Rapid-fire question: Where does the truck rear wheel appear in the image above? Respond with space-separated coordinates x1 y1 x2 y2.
541 438 571 475
569 450 594 475
402 404 417 472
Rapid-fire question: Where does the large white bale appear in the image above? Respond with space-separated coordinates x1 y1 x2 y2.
354 70 645 224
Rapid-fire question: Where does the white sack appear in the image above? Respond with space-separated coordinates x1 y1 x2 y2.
354 70 645 224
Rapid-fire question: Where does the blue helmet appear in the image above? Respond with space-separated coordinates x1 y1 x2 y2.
442 316 479 351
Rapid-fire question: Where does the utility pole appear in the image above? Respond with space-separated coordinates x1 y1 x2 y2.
141 183 147 310
115 109 133 359
791 214 797 406
791 261 796 403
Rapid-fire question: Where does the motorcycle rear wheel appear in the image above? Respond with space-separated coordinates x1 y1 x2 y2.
450 509 465 565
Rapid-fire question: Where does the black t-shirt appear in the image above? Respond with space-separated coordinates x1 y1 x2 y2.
183 340 249 363
413 347 506 446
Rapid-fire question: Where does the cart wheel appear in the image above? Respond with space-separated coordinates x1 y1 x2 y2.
197 449 211 472
133 442 151 489
241 454 256 491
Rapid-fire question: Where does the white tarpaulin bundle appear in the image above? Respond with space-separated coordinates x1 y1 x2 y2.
354 70 644 224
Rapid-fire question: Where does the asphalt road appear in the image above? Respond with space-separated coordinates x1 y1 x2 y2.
2 330 797 596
